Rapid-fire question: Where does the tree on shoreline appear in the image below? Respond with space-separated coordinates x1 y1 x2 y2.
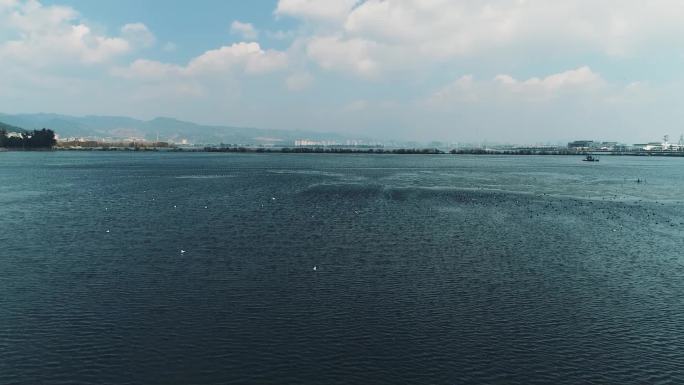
0 128 56 149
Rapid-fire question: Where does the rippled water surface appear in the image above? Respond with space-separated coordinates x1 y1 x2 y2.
1 152 683 384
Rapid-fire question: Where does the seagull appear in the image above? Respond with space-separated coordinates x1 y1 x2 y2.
180 250 186 254
105 230 110 233
313 266 317 271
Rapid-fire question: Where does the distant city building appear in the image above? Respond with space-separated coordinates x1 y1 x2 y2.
598 142 618 150
567 140 595 150
294 139 381 148
613 144 632 152
295 139 339 147
512 145 560 151
632 134 684 151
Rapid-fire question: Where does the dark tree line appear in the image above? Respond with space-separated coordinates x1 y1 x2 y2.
0 128 56 149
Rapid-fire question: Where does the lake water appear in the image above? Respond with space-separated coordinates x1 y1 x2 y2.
1 152 683 384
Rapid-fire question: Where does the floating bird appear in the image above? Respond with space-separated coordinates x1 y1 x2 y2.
313 266 317 271
106 230 110 233
180 250 186 254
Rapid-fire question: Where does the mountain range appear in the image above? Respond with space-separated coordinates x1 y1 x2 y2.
0 113 363 145
0 120 25 133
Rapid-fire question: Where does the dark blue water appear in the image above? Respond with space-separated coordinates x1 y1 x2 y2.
1 152 683 384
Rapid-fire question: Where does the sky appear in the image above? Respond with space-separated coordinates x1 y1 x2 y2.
2 0 684 143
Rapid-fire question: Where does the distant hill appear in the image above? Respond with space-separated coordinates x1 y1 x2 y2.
0 120 25 133
0 113 362 145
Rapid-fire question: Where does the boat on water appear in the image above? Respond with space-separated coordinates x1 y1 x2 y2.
583 155 599 162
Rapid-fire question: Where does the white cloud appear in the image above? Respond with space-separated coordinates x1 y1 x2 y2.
285 71 313 91
605 81 656 105
116 42 288 80
121 23 156 48
494 66 605 95
430 75 479 103
0 0 19 9
275 0 359 23
0 1 157 66
430 67 606 105
306 35 378 77
281 0 684 77
113 59 183 81
230 20 258 40
2 24 130 65
349 0 684 55
188 42 287 75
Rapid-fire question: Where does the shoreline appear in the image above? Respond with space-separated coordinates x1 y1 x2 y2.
4 146 684 157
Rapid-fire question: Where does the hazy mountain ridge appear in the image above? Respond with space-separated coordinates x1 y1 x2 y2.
0 120 25 133
0 113 359 145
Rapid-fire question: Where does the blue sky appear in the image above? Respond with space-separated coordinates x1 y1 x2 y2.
41 0 293 60
2 0 684 143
